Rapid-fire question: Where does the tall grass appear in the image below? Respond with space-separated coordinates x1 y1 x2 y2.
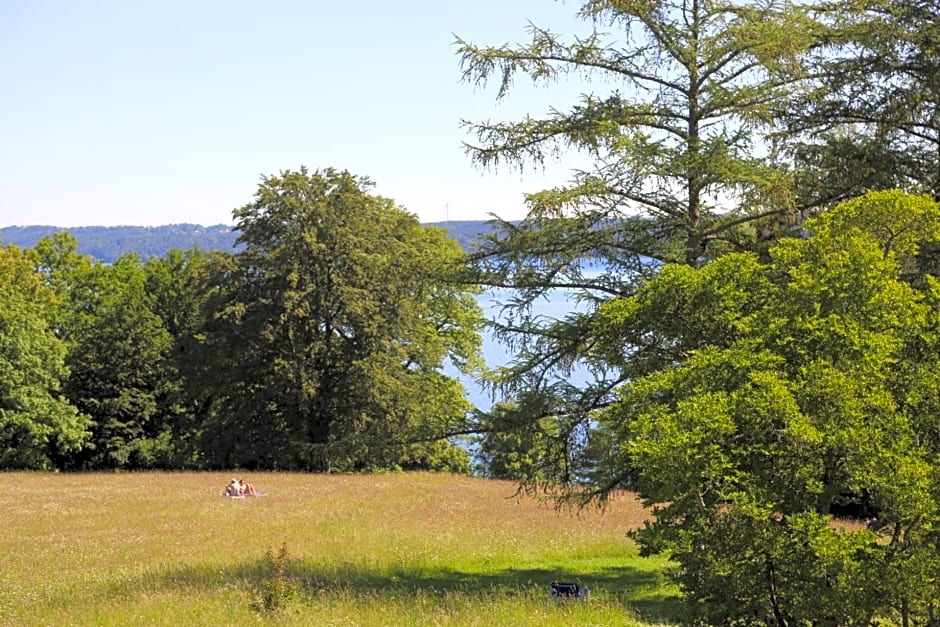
0 472 680 626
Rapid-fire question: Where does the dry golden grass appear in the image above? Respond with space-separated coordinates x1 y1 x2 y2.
0 472 679 626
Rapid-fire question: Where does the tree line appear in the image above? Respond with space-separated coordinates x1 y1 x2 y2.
1 168 485 473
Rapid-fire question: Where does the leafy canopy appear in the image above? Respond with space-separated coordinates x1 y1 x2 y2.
593 191 940 624
0 244 89 468
193 167 484 472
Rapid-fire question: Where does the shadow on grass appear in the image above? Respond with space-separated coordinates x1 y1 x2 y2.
102 554 683 624
332 562 683 624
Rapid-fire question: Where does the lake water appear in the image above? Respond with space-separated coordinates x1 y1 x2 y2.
453 287 592 411
447 259 624 411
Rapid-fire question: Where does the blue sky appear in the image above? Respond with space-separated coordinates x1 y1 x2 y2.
1 1 595 227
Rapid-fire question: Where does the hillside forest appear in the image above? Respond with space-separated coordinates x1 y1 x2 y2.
0 220 497 264
3 0 940 624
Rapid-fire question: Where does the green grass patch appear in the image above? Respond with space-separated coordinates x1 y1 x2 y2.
0 472 680 625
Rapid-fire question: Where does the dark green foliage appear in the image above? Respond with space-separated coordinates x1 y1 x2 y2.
31 240 178 470
783 0 940 204
141 248 224 468
190 167 484 472
474 401 576 483
5 173 484 473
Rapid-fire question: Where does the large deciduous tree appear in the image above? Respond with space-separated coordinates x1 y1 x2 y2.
195 167 483 472
456 0 815 483
593 191 940 624
0 244 89 468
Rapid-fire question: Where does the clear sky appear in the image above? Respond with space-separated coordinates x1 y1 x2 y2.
1 1 594 227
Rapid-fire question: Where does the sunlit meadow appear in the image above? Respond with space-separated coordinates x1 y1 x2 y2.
0 472 680 626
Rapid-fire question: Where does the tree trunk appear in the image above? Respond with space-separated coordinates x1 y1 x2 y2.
766 557 787 626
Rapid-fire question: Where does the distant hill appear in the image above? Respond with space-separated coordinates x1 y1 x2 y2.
0 220 498 264
425 220 501 252
0 224 239 264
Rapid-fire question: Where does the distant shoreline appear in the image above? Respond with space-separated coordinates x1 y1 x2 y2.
0 220 498 263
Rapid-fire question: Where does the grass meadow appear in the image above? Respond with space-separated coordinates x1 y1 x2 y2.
0 472 681 626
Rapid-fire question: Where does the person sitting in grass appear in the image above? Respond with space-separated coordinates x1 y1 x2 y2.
224 478 257 497
224 479 241 497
